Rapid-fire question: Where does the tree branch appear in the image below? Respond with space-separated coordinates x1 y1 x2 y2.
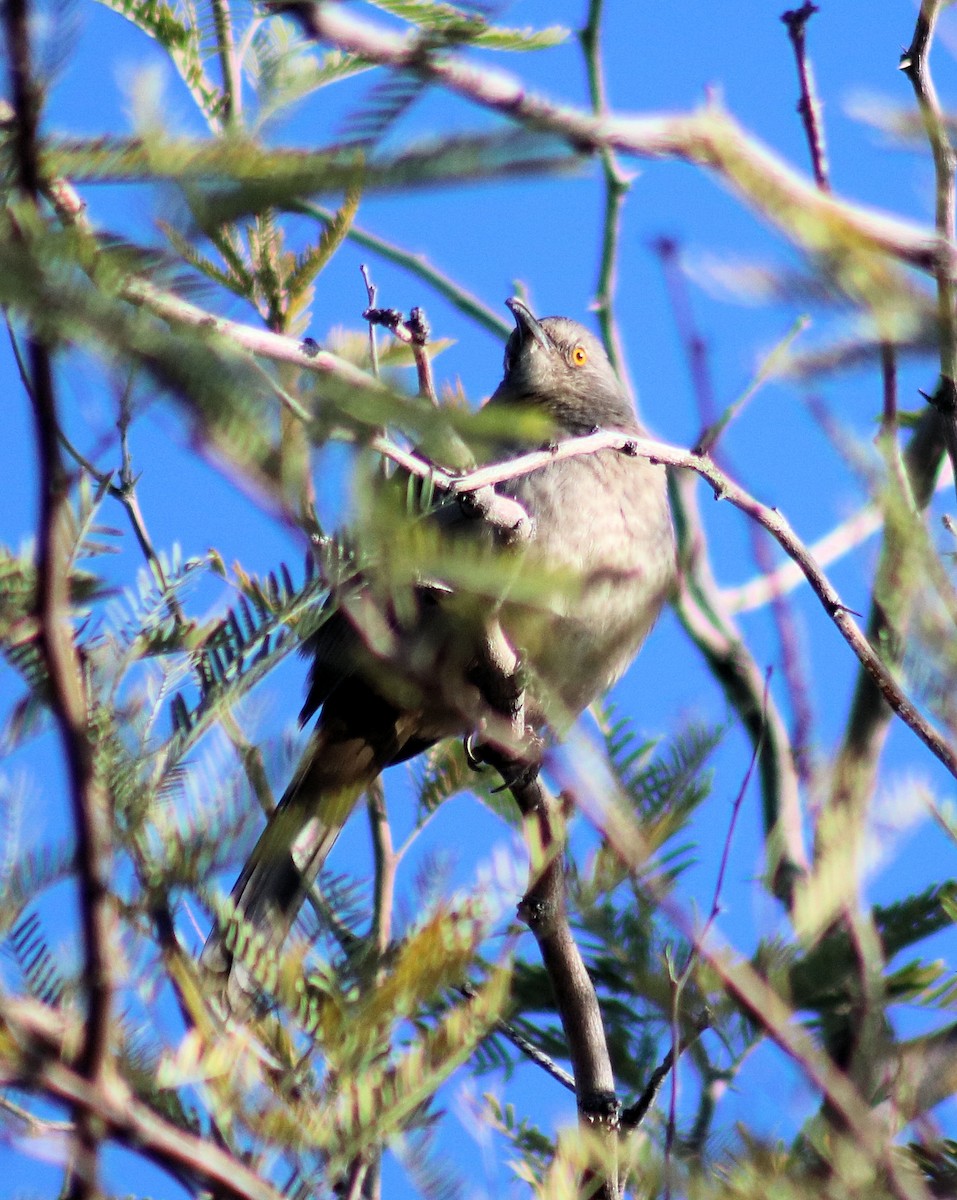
426 430 957 789
279 1 951 279
782 3 830 191
5 4 114 1195
33 146 954 802
901 0 957 506
480 748 619 1200
579 0 632 388
0 998 286 1200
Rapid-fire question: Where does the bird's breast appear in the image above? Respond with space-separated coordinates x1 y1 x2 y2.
495 447 675 725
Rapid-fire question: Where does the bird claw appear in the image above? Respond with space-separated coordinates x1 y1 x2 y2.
463 729 544 792
464 731 484 771
490 758 541 792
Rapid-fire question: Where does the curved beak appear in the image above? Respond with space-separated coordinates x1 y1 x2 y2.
506 297 551 352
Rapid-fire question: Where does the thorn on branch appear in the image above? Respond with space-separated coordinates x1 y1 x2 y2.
830 600 864 620
926 376 957 417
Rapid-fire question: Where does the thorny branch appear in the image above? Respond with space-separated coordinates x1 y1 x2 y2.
427 428 957 785
4 3 114 1195
652 235 808 889
817 3 956 833
901 1 957 506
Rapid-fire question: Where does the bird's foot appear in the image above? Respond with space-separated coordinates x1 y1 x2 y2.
463 728 545 792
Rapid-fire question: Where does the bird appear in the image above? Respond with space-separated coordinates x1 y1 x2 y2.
202 297 676 1005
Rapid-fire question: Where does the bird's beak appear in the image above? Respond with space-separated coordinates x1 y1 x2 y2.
506 297 551 352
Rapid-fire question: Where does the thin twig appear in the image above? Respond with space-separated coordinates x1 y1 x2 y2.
579 0 632 387
620 1021 707 1132
664 678 765 1192
901 0 957 506
360 263 380 377
782 4 830 190
457 982 577 1093
300 204 510 340
651 235 807 891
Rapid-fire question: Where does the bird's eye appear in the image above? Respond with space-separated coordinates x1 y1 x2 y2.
570 345 588 367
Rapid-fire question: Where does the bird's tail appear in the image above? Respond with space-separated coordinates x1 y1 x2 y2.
201 716 394 1010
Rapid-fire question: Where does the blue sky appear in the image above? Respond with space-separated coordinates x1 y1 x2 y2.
3 0 957 1195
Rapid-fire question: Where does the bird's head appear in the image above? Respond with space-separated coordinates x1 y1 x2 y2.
489 297 638 434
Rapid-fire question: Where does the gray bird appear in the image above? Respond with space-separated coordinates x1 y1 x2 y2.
202 297 676 1002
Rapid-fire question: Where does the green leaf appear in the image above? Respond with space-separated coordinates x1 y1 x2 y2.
365 0 567 51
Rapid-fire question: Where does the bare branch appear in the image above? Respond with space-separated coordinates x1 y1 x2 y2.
416 430 957 784
620 1020 706 1132
485 752 618 1200
360 263 381 377
0 998 286 1200
901 0 957 504
5 4 114 1194
457 981 577 1094
280 1 951 279
579 0 632 387
665 684 765 1187
782 3 830 191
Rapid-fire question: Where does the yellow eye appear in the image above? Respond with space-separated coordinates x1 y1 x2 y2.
570 345 588 367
